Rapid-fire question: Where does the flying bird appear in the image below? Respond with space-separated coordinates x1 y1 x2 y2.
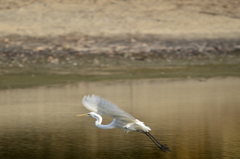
78 94 171 152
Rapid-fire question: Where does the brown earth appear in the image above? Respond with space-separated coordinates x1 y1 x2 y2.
0 0 240 67
1 0 240 88
1 0 240 38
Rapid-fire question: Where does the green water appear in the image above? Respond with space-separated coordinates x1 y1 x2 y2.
1 63 240 89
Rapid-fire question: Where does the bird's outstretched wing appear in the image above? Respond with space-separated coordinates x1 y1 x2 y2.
82 95 136 121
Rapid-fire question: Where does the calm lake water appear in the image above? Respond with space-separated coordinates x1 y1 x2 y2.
0 78 240 159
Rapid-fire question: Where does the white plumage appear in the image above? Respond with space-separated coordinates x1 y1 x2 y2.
82 94 150 132
78 94 171 152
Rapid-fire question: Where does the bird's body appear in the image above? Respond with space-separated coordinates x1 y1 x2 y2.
87 112 150 133
78 94 171 153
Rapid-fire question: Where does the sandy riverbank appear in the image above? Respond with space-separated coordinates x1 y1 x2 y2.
0 0 240 79
1 0 240 38
1 0 240 59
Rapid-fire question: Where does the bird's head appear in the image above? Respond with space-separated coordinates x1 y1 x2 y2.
77 112 97 118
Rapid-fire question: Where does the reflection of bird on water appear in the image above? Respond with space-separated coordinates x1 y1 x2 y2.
78 94 171 153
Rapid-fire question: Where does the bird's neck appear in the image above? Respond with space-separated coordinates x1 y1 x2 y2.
92 113 116 129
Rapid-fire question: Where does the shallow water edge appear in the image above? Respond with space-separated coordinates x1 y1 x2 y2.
1 62 240 90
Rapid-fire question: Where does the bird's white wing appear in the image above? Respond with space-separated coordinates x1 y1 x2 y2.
82 94 136 120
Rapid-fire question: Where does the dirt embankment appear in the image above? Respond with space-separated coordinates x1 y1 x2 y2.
1 0 240 38
0 0 240 67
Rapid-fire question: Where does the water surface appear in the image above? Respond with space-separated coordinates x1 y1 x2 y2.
0 78 240 159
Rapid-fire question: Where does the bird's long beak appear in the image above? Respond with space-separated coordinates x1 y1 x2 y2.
77 114 87 117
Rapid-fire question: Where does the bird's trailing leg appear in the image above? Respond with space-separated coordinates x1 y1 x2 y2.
145 132 171 153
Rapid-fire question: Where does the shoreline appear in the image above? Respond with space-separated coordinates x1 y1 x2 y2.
1 34 240 70
1 0 240 89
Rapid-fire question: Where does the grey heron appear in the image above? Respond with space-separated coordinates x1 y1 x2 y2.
78 94 171 152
